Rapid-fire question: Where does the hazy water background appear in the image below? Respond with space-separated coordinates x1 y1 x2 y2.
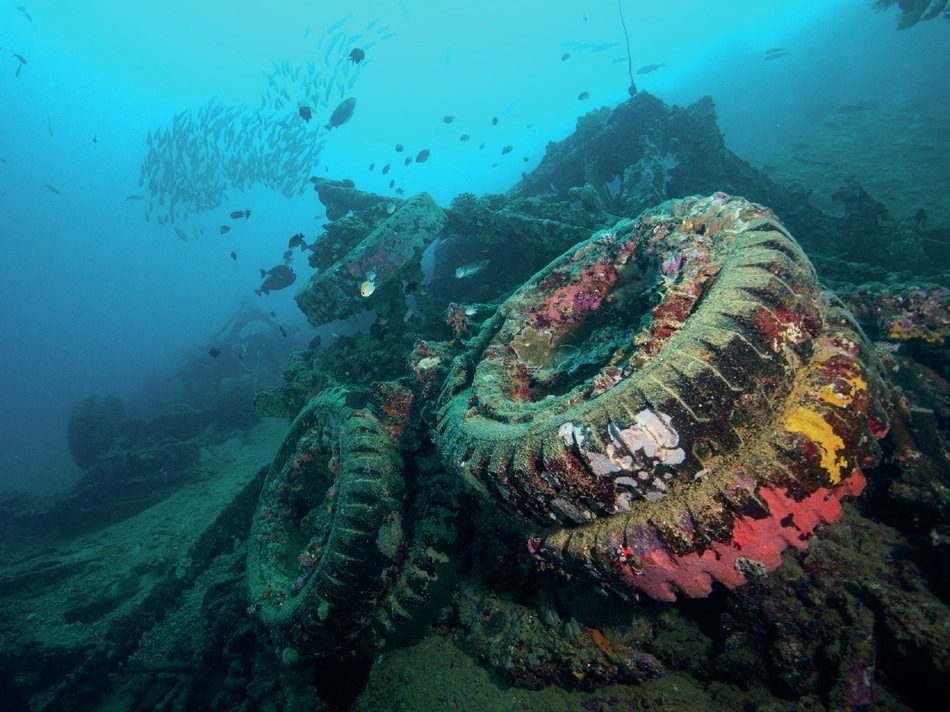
0 0 946 494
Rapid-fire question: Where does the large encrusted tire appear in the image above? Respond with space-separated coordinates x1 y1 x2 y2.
247 388 405 656
436 193 889 601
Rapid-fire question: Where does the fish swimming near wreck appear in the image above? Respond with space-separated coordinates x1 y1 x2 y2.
360 270 377 297
230 209 251 219
326 97 356 129
288 232 312 251
636 62 666 75
256 265 296 295
299 106 312 122
455 259 489 279
349 47 365 64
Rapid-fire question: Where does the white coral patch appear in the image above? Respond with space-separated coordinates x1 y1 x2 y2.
615 409 686 465
558 421 586 448
585 451 623 476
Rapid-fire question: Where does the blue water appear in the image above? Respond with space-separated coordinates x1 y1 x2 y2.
0 0 946 494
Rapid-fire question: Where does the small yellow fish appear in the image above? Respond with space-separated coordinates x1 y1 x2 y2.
359 270 377 297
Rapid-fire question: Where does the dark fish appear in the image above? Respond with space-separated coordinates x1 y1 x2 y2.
404 156 412 166
389 179 395 188
288 232 308 249
764 48 789 60
479 142 485 149
326 97 356 129
299 105 312 121
460 134 470 142
560 52 570 61
47 117 52 136
765 47 788 55
175 226 188 242
256 265 296 295
395 143 404 152
229 251 237 261
522 156 529 162
17 6 32 22
577 91 590 100
636 62 666 75
209 347 221 358
279 325 289 338
230 209 251 219
92 136 97 143
395 187 404 195
282 249 294 264
44 183 60 194
12 52 27 64
219 225 230 234
270 311 277 317
125 194 145 200
491 116 498 126
501 145 513 154
443 115 455 123
382 163 391 174
415 148 430 163
349 47 365 64
368 162 375 171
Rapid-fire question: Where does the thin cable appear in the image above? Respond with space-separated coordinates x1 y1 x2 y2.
616 0 637 96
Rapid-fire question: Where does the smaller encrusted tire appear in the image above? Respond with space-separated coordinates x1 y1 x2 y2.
247 388 405 656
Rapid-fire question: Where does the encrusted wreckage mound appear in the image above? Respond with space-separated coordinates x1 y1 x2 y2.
295 192 445 326
514 93 788 223
436 193 890 601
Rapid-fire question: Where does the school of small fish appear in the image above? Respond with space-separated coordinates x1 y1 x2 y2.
135 18 394 227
